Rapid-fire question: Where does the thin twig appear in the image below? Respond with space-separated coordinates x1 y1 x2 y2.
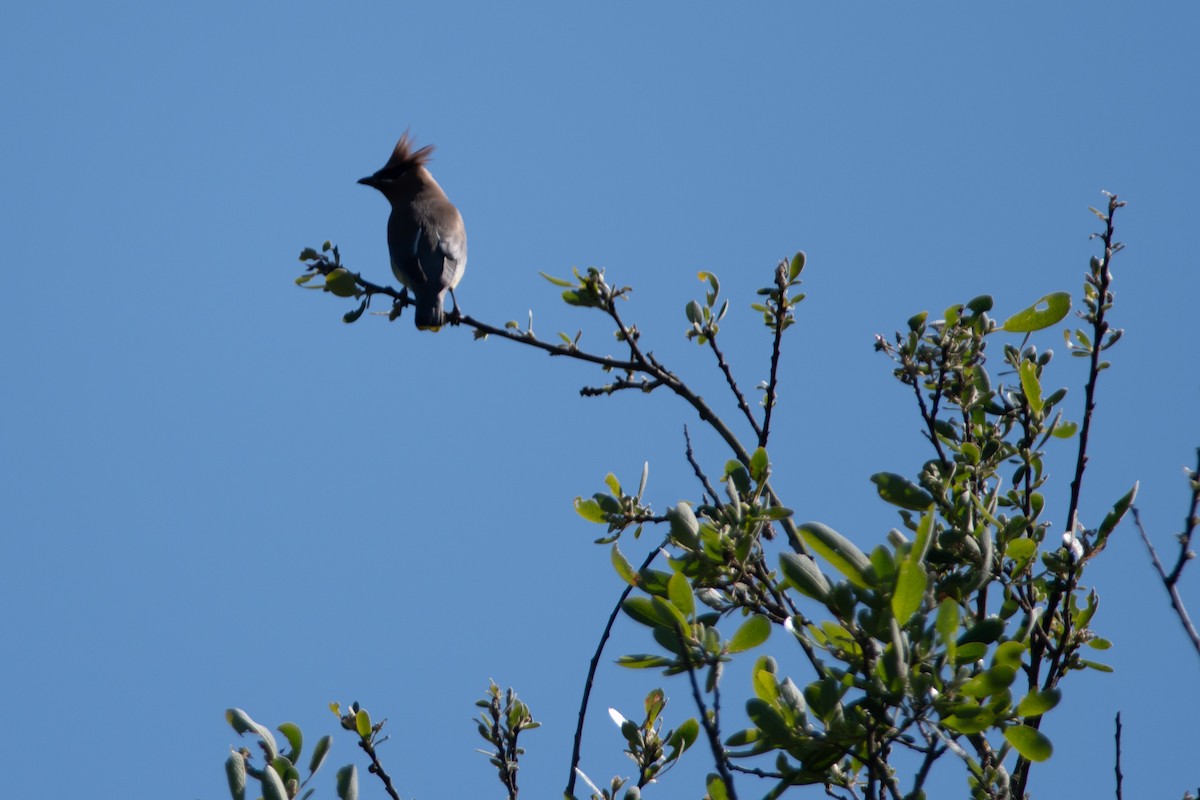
909 728 946 799
357 738 402 800
1134 503 1200 660
1062 194 1122 570
1166 448 1200 585
707 334 763 441
683 426 722 504
760 260 790 448
682 651 738 800
1114 712 1124 800
906 363 950 466
564 545 664 798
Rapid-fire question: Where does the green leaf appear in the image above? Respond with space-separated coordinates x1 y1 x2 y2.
275 760 300 792
538 271 574 287
336 764 358 800
1097 482 1139 540
958 616 1005 646
1088 637 1113 650
604 472 621 495
992 641 1026 669
779 552 832 603
966 294 994 314
574 497 606 523
665 718 700 759
225 708 257 735
1051 420 1078 439
277 722 302 762
892 560 927 623
798 522 874 588
942 705 995 734
804 676 848 723
323 268 360 298
260 763 288 800
871 473 934 511
749 447 770 484
935 599 960 662
354 709 371 738
1018 360 1044 414
1004 724 1053 761
728 615 771 653
1079 659 1114 673
723 727 762 747
611 544 638 587
788 251 806 281
725 461 752 495
912 509 935 563
1017 688 1061 717
617 654 675 669
650 628 689 660
752 659 779 703
638 568 673 597
225 709 278 761
667 503 700 549
1001 292 1072 333
706 774 730 800
745 699 791 741
960 665 1017 698
342 299 367 324
622 596 688 632
225 753 246 800
955 642 988 664
308 735 332 775
667 571 695 619
1006 538 1036 563
622 597 667 629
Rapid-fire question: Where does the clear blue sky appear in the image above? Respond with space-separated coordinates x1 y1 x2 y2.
3 2 1197 798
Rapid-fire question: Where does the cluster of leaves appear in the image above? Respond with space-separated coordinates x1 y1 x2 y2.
580 690 700 800
568 199 1134 799
476 682 540 800
224 708 345 800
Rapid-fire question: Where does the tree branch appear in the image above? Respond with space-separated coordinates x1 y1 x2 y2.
760 259 790 448
1133 464 1200 661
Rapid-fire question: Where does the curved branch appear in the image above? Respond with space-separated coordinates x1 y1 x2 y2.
564 545 664 798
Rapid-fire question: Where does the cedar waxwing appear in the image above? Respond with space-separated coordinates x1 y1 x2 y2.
358 132 467 331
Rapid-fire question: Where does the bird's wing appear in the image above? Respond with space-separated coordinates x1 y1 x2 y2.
416 206 466 290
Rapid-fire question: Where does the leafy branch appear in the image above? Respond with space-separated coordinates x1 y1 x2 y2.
254 192 1188 800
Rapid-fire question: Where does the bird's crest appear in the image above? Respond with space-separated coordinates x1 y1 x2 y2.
382 130 435 172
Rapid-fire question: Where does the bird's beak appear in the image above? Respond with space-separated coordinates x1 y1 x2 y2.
357 175 378 187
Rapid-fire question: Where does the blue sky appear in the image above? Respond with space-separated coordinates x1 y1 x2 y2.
3 2 1198 798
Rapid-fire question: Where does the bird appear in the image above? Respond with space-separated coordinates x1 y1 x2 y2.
358 132 467 331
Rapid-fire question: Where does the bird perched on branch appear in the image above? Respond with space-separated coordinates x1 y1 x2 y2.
358 132 467 331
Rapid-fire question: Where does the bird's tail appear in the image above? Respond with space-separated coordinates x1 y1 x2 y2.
414 295 445 331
